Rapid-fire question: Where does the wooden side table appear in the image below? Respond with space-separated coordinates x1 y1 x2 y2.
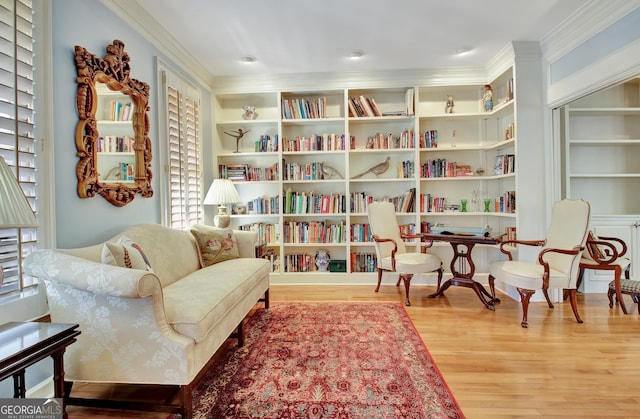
420 233 503 310
0 322 80 418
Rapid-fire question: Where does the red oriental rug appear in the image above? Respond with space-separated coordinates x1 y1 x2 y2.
188 302 464 418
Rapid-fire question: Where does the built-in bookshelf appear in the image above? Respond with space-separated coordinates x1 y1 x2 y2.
213 68 518 282
560 76 640 293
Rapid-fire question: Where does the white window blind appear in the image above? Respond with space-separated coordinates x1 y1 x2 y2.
164 72 202 230
0 0 37 296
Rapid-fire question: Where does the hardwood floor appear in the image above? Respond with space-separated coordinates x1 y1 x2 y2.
67 284 640 418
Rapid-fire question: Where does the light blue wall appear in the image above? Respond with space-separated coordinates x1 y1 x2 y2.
51 0 212 248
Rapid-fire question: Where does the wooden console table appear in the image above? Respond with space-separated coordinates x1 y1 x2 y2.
421 233 502 310
0 322 80 418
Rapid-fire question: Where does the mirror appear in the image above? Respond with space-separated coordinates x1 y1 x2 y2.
74 39 153 207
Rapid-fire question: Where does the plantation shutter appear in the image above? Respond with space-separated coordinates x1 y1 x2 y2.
165 75 201 230
0 0 37 295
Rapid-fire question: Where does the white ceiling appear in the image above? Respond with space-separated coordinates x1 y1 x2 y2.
133 0 590 78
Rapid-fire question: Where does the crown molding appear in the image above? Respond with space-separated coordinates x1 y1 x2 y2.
100 0 214 88
211 67 489 93
541 0 640 63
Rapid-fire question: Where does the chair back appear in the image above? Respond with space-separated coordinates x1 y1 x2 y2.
367 201 406 260
543 199 590 283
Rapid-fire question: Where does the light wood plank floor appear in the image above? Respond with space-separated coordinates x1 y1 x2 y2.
67 284 640 418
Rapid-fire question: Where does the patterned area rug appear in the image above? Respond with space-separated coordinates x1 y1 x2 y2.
189 302 464 418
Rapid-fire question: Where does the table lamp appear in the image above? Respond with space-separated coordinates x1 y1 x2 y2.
0 156 38 286
203 179 241 228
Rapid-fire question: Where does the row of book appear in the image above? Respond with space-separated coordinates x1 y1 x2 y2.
282 161 330 181
238 222 278 246
420 160 473 178
283 190 347 214
261 250 280 273
348 95 383 117
421 130 439 148
495 191 516 213
244 196 279 215
350 223 373 243
282 133 347 152
350 252 378 273
397 160 415 179
494 154 515 175
108 100 133 121
283 253 318 272
283 220 346 244
255 135 278 153
97 135 135 153
219 163 279 181
364 130 415 149
281 97 327 119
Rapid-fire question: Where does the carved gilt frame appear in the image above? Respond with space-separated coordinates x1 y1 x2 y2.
74 39 153 207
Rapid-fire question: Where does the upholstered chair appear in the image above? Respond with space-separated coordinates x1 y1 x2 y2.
488 199 590 328
367 201 443 306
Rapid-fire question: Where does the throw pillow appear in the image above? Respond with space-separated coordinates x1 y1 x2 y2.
102 236 153 271
190 224 240 268
583 231 605 261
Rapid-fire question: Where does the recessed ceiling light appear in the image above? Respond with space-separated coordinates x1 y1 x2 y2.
348 50 364 60
240 55 256 63
455 48 471 56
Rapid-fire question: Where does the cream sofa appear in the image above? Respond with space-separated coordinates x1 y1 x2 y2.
23 224 270 418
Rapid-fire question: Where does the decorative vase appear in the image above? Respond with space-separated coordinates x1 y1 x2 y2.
315 249 331 272
484 198 492 212
460 199 467 212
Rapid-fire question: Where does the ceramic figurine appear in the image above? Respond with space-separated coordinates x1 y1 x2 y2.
482 85 493 112
445 94 454 113
242 105 258 120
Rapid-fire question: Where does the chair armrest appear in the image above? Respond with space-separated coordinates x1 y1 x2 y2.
586 235 626 264
498 239 545 260
373 235 399 269
537 245 583 289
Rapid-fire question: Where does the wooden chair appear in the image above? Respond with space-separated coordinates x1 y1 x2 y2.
367 201 443 306
488 199 590 328
578 232 636 314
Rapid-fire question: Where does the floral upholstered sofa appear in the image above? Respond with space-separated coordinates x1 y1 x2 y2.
23 223 270 418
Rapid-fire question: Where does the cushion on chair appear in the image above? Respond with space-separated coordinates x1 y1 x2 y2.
379 252 441 274
490 260 572 290
609 278 640 294
580 255 631 270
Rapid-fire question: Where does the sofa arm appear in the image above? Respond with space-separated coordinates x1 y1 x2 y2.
234 230 258 258
23 249 161 298
24 249 196 385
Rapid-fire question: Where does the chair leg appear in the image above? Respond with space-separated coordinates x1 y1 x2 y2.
516 288 535 328
375 268 383 292
436 268 443 290
613 267 628 314
542 289 554 308
566 289 583 324
608 287 615 309
566 268 585 300
400 273 413 306
488 274 496 301
396 275 402 287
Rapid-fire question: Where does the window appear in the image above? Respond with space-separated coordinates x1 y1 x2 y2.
0 0 37 297
160 68 202 229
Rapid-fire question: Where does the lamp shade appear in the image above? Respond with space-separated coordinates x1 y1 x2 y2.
203 179 242 205
0 156 37 228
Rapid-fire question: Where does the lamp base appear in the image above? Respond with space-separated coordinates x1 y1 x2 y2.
214 205 231 228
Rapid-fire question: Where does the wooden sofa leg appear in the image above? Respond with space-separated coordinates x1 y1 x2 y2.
180 384 193 419
259 288 270 309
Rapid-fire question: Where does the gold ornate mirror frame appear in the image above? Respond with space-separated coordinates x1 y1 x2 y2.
74 39 153 207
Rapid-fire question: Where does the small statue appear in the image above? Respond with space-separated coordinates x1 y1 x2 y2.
352 156 390 179
242 105 258 120
482 84 493 112
224 128 250 153
445 94 454 113
321 162 343 179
